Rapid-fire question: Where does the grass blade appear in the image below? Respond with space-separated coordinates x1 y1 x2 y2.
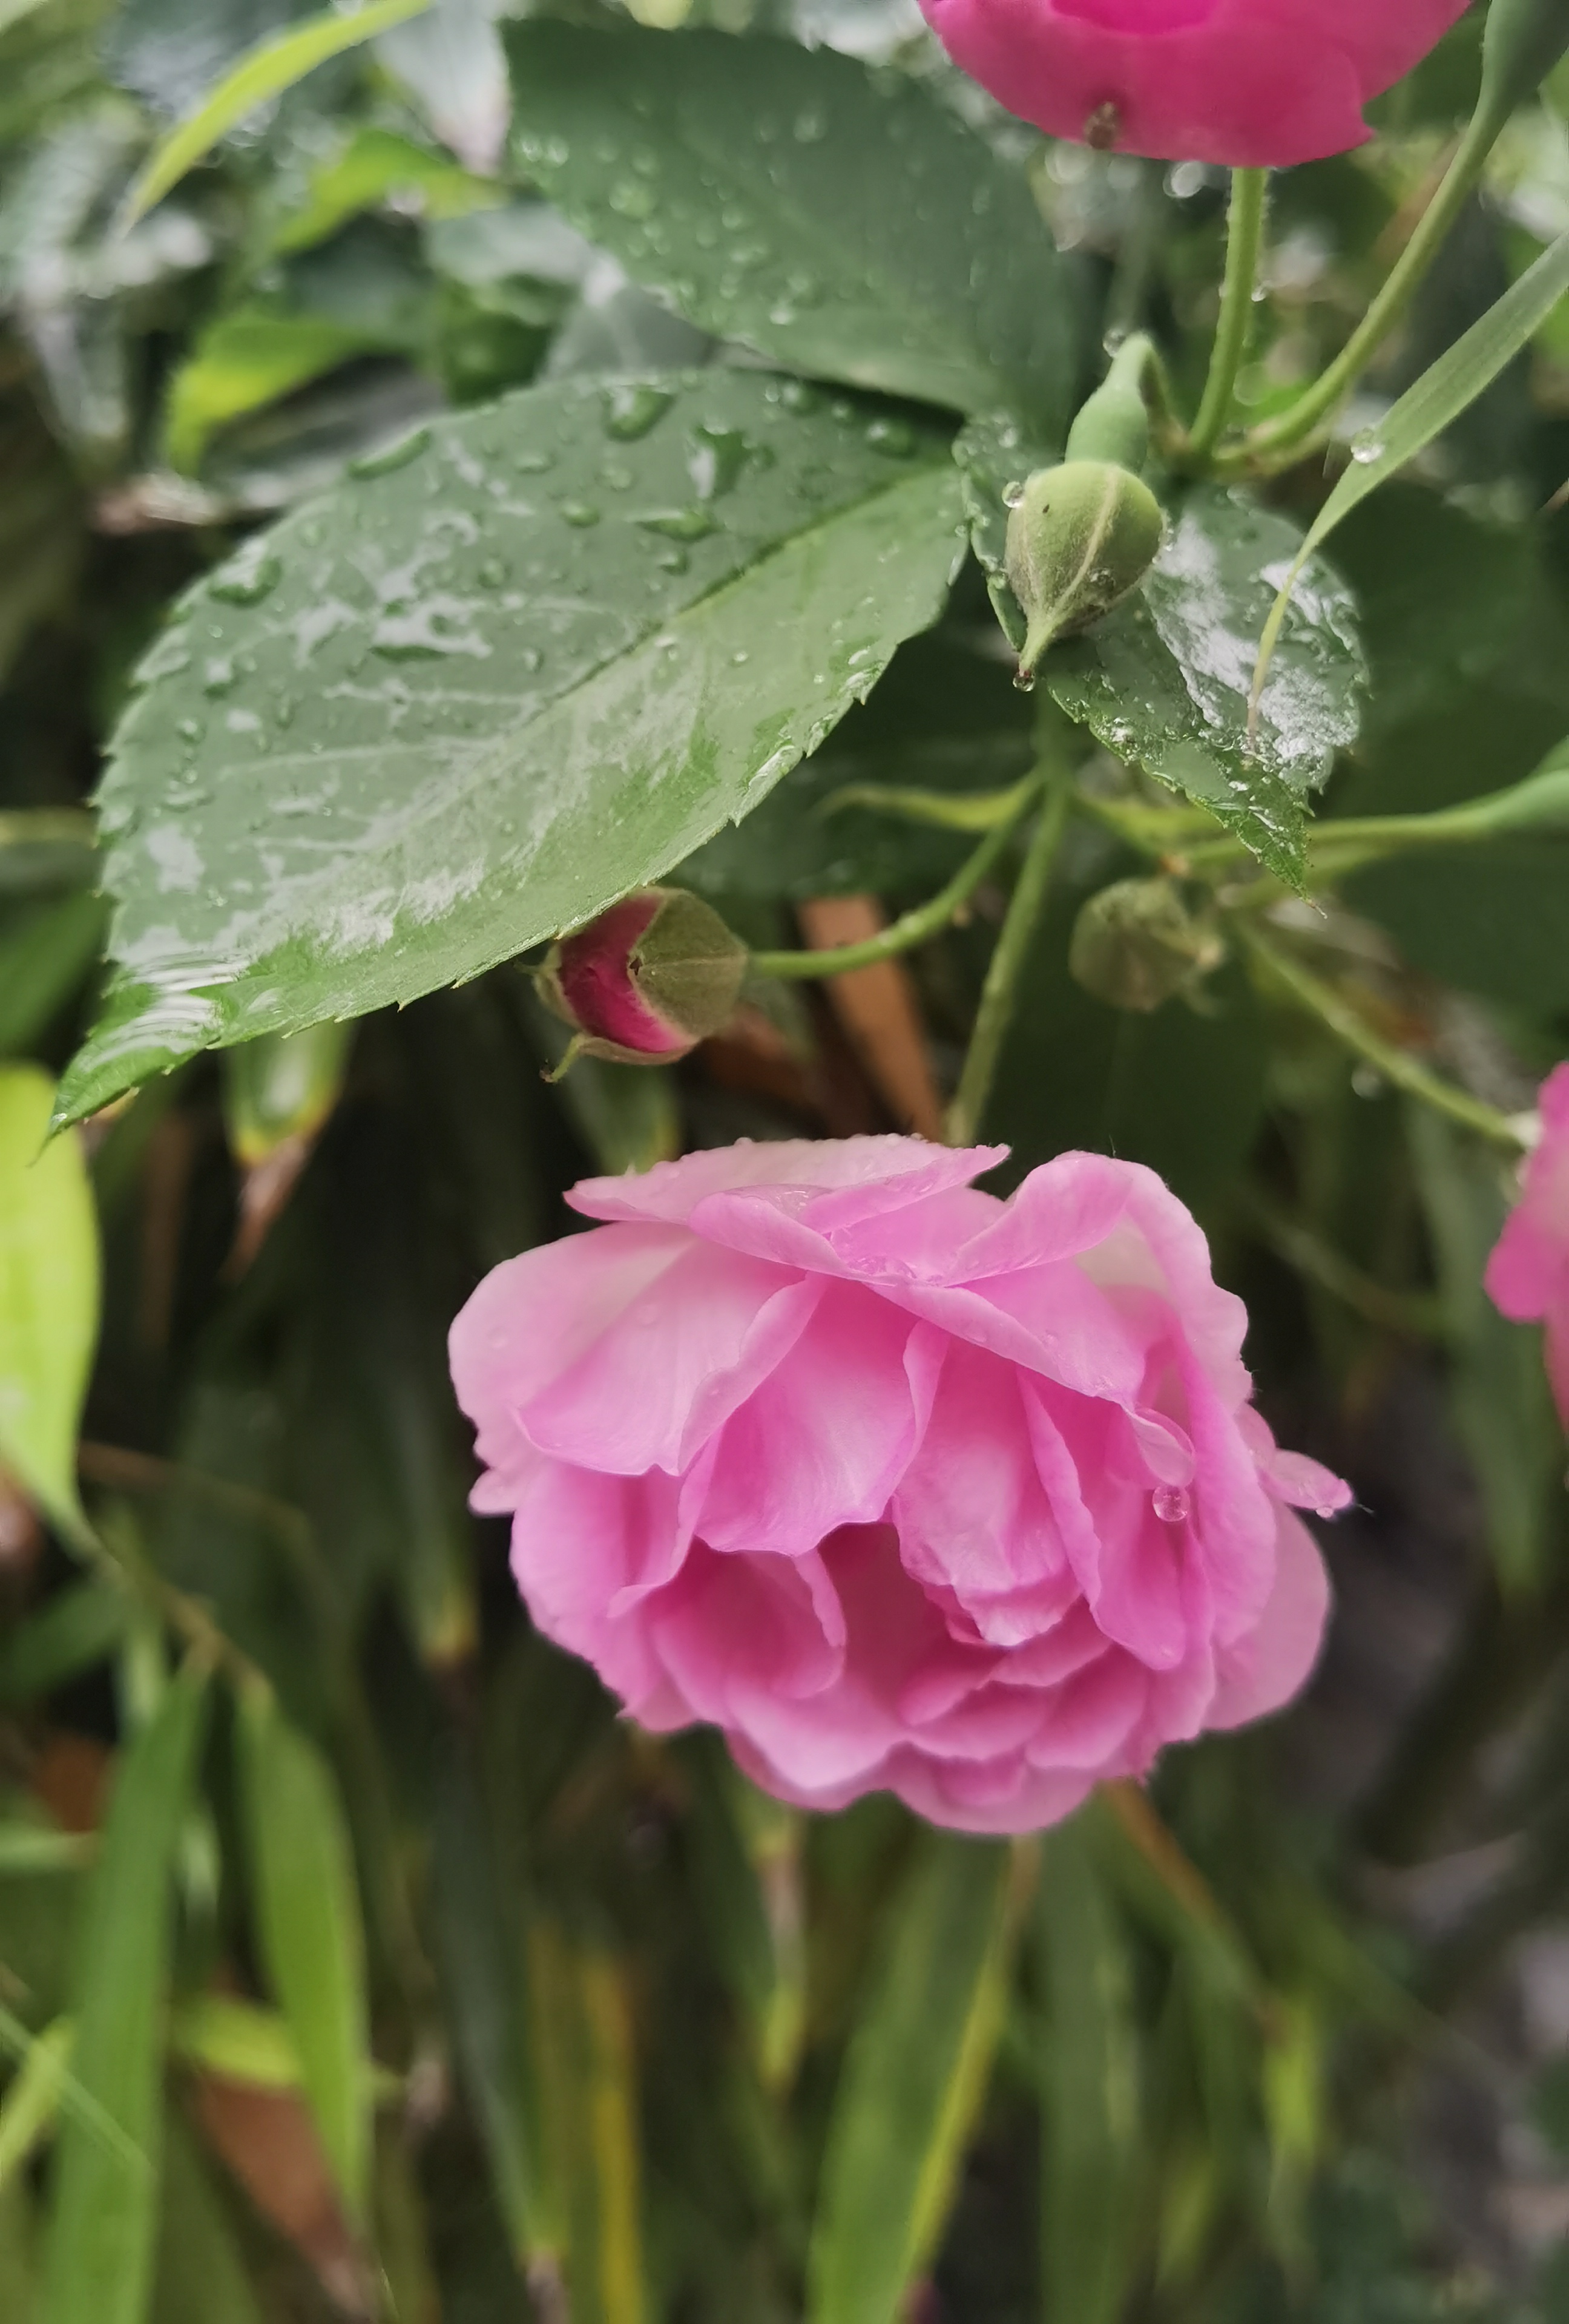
1252 228 1569 726
40 1659 211 2324
118 0 434 229
807 1834 1026 2324
0 1064 99 1541
235 1681 371 2225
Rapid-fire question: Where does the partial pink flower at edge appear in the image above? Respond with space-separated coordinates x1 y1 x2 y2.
917 0 1472 169
450 1136 1350 1837
1485 1061 1569 1428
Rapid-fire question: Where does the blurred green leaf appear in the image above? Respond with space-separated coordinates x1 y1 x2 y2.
150 2110 263 2324
429 1739 558 2276
220 1020 352 1166
40 1658 211 2324
165 1995 303 2092
162 304 402 474
0 896 107 1059
60 373 964 1123
119 0 435 227
0 1063 99 1537
271 123 495 254
236 1681 372 2222
507 22 1078 430
0 2019 73 2191
0 2168 36 2322
807 1834 1022 2324
1037 1817 1142 2324
529 1917 646 2324
0 1582 129 1707
1407 1106 1562 1590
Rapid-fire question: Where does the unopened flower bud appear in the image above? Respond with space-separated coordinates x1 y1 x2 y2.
540 888 747 1068
1068 878 1223 1013
1005 460 1165 681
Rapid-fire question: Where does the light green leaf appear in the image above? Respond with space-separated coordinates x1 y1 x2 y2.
59 371 965 1124
166 1995 303 2092
1050 487 1364 888
162 304 398 475
1254 229 1569 713
0 1063 99 1536
220 1021 353 1165
807 1835 1022 2324
40 1659 211 2324
0 1828 94 1874
235 1682 371 2222
119 0 436 228
0 2021 73 2192
1037 1818 1142 2324
270 123 496 254
506 22 1077 430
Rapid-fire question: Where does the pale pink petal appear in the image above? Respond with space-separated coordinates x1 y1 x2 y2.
1209 1508 1332 1731
696 1283 923 1560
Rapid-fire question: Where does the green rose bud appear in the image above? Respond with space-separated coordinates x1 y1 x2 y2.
1068 878 1224 1014
1005 459 1166 682
539 887 748 1070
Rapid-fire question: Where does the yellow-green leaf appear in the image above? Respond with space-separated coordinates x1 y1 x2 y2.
0 1064 98 1537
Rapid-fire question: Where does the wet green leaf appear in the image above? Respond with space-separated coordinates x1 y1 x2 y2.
40 1659 210 2324
59 372 964 1124
236 1682 371 2222
0 2020 73 2192
507 22 1077 431
807 1834 1020 2324
1049 488 1365 888
0 1063 99 1536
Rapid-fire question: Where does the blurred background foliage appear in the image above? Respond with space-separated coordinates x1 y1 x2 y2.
4 1 1569 2320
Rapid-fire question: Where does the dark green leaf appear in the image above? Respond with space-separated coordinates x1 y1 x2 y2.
59 371 965 1123
0 896 107 1059
236 1682 371 2222
806 1834 1019 2324
41 1660 211 2324
150 2110 263 2324
1048 488 1365 888
428 1739 557 2274
1407 1107 1562 1590
1037 1818 1142 2324
0 1583 128 1708
506 22 1078 430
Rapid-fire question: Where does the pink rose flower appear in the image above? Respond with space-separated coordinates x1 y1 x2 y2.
450 1137 1348 1835
1486 1062 1569 1428
918 0 1470 168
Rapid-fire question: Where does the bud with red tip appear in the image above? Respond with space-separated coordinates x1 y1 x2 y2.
539 888 748 1069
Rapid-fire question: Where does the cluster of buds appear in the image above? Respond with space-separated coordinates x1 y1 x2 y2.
540 886 748 1069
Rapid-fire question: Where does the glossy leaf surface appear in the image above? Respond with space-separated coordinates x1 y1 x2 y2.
507 22 1077 430
60 371 964 1123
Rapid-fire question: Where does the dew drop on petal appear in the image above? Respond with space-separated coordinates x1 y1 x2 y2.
1153 1485 1191 1525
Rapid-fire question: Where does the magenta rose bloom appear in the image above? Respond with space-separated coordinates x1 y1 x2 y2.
450 1137 1348 1835
918 0 1470 168
1486 1063 1569 1429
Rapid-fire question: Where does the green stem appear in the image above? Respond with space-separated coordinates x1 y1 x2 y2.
1188 168 1269 462
946 767 1073 1147
749 794 1037 982
1237 924 1527 1151
1237 111 1498 467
